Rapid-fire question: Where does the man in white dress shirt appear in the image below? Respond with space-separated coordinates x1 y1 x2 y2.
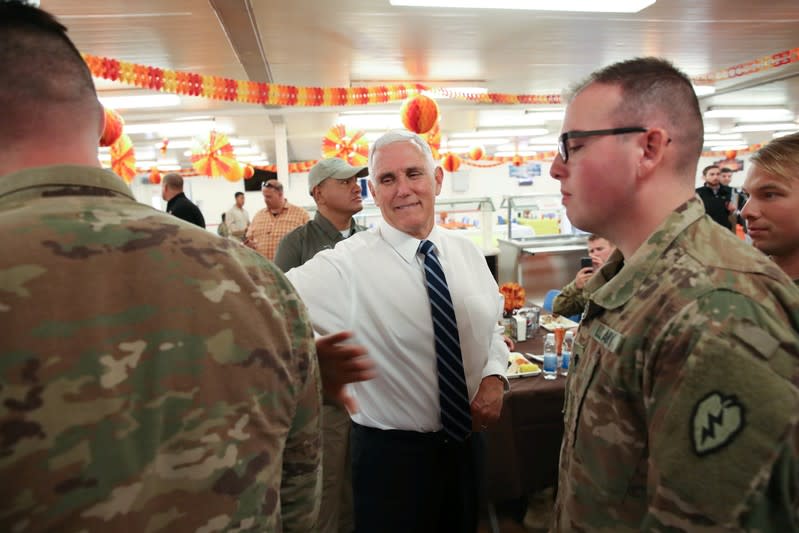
286 130 509 533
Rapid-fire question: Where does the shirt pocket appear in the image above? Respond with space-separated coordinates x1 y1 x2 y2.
571 346 646 503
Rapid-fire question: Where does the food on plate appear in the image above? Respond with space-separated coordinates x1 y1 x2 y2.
506 353 541 376
539 314 579 330
519 363 540 373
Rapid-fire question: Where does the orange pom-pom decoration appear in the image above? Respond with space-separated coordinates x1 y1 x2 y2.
243 164 255 179
512 154 524 167
100 107 124 147
468 146 484 161
724 149 738 160
400 94 439 134
441 152 462 173
499 282 526 314
148 167 162 184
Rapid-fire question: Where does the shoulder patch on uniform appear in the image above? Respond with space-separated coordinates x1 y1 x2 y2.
691 391 746 456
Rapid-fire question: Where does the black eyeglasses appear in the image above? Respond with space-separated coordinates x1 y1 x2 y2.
557 127 648 163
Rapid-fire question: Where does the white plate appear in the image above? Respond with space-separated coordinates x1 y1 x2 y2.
507 368 542 379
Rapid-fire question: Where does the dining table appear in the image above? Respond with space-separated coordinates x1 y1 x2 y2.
483 327 568 505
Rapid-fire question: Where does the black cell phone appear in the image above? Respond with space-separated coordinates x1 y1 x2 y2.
580 257 593 269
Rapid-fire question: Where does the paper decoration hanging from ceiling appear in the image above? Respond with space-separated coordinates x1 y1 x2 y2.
321 124 368 165
441 152 462 173
100 107 124 147
110 133 136 183
190 130 241 180
400 94 439 134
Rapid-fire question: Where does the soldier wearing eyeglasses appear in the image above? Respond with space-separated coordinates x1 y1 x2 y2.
550 57 799 531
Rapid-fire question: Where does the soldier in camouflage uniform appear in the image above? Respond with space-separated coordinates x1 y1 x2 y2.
549 57 799 531
552 235 614 318
742 132 799 285
0 2 321 531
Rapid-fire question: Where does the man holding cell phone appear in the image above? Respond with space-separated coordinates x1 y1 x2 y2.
552 234 615 317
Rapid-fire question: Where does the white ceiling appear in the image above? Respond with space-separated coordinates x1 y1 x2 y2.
44 0 799 169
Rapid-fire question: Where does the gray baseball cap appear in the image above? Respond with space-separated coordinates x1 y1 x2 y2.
308 158 368 194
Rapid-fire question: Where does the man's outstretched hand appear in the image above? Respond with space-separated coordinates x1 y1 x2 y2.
315 331 375 413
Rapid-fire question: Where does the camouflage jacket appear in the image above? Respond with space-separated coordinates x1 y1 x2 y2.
0 166 321 532
552 279 587 318
554 197 799 532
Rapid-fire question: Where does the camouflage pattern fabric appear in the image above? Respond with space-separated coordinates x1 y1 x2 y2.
554 197 799 531
552 279 587 318
0 166 322 532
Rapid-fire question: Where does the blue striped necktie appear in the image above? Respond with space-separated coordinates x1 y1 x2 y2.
418 239 472 441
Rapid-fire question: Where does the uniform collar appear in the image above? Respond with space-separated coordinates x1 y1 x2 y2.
313 211 363 241
378 219 443 264
0 165 135 201
587 197 705 310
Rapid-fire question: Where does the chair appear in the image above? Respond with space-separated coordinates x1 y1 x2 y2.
542 289 561 313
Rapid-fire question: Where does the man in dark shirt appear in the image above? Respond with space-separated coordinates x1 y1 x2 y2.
695 164 734 230
275 158 368 271
162 172 206 228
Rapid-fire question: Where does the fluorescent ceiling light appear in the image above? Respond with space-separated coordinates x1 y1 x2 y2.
443 137 510 147
247 159 271 166
773 130 799 138
233 146 262 156
496 143 555 152
706 140 750 147
159 137 251 149
704 107 794 122
478 110 556 128
692 85 716 96
389 0 655 13
99 94 181 110
237 154 269 163
731 122 798 133
156 164 182 171
704 133 743 141
523 109 566 121
450 128 549 138
337 113 403 130
124 120 233 137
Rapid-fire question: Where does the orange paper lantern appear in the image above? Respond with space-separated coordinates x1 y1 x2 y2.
190 130 241 180
100 107 124 147
321 124 368 165
441 152 462 173
110 133 136 183
243 164 255 179
468 146 485 161
724 149 738 160
400 94 439 134
512 154 524 167
148 167 162 184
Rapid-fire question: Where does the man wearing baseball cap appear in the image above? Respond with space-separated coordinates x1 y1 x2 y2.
274 158 368 272
274 157 368 533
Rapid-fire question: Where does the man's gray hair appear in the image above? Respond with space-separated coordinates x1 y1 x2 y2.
368 129 437 181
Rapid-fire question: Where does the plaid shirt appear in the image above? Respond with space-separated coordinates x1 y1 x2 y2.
246 201 310 260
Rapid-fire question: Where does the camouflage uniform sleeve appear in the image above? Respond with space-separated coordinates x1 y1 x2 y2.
552 279 586 317
641 290 799 530
280 296 323 533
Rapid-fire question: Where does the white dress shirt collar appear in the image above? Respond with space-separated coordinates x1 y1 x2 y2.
378 219 444 264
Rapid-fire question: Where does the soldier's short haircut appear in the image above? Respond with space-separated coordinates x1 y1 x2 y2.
235 192 244 199
570 57 703 176
702 164 719 176
720 167 733 173
750 132 799 184
162 173 184 190
0 1 100 143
